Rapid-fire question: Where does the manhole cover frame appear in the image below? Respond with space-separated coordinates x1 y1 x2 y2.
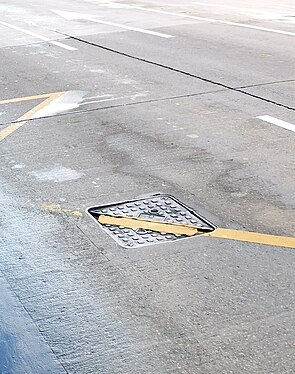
87 193 215 248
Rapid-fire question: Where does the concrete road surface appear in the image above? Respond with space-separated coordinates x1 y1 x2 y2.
0 0 294 373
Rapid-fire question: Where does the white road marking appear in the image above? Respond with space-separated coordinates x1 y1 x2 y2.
193 1 269 13
275 4 295 9
50 40 77 51
51 10 174 38
105 2 295 37
257 115 295 133
79 97 123 105
31 91 85 118
84 95 113 99
0 20 77 50
193 3 295 24
187 134 199 138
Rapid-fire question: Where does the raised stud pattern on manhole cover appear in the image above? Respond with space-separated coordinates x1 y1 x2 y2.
87 194 215 248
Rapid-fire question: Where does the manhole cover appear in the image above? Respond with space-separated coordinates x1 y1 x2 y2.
87 194 215 248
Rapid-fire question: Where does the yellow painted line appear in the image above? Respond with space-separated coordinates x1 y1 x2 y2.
98 214 295 249
0 92 66 142
41 203 83 217
0 92 64 105
98 214 212 236
0 120 27 142
204 228 295 249
15 92 65 121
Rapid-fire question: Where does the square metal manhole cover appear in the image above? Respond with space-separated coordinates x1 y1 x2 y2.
87 194 215 248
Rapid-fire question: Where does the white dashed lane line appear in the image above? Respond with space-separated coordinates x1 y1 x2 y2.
100 2 295 37
52 10 174 39
257 115 295 133
0 20 77 51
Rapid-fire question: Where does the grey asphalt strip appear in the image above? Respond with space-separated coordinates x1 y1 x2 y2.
0 89 226 127
0 78 294 129
65 34 295 111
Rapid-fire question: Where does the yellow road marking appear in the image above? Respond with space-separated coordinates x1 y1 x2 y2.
98 214 212 236
41 203 83 217
0 92 64 105
204 228 295 249
98 214 295 249
0 92 65 142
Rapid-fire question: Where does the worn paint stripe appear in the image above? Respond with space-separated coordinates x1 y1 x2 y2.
0 120 27 142
16 92 65 121
98 215 295 249
204 228 295 249
41 203 83 217
98 214 211 236
50 40 77 51
0 93 58 105
0 92 66 142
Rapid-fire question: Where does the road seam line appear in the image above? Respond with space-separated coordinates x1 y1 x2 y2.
65 36 295 112
237 79 295 89
0 89 226 128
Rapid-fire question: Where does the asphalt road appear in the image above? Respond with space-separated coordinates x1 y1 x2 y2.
0 1 294 373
